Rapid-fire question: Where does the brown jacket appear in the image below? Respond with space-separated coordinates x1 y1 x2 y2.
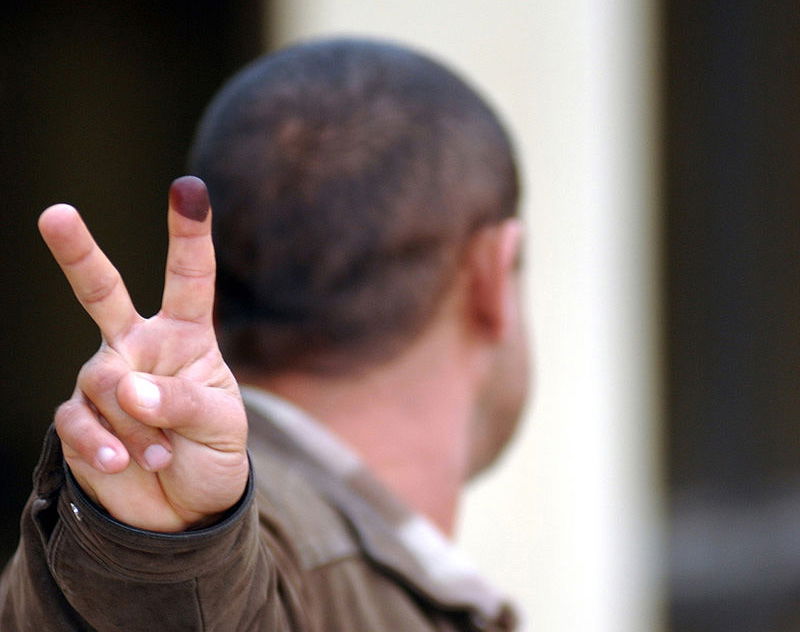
0 390 517 631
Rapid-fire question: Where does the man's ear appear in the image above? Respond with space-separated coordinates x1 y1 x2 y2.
466 218 524 342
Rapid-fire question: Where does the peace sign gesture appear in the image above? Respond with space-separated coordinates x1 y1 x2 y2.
39 177 248 532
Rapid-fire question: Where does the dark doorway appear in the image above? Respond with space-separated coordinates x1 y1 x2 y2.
0 1 265 563
663 2 800 630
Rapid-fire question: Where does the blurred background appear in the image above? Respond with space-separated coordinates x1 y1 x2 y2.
1 2 799 631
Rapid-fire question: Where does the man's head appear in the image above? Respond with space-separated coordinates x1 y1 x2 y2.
191 39 527 473
189 37 519 373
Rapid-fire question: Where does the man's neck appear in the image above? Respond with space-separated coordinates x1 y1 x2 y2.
240 322 479 536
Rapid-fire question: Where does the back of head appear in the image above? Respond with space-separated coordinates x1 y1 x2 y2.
189 37 519 375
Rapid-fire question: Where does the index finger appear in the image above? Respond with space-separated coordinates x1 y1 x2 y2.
39 204 140 342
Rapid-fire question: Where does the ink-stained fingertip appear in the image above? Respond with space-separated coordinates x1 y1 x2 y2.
169 176 210 222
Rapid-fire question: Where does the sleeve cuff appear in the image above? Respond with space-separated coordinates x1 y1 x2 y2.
55 456 256 582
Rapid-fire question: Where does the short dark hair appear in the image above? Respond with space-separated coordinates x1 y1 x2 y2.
189 37 519 374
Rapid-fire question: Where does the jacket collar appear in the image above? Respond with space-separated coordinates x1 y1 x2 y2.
239 385 516 630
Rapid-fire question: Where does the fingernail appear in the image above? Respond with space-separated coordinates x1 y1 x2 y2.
132 374 160 408
169 176 209 221
144 444 171 471
96 446 117 470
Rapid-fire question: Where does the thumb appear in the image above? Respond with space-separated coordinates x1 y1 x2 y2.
116 372 247 448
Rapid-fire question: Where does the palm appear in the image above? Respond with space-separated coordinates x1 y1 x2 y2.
40 177 248 532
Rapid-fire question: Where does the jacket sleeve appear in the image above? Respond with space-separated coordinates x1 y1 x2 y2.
0 426 308 631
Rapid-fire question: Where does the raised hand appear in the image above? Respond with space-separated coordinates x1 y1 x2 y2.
38 177 248 532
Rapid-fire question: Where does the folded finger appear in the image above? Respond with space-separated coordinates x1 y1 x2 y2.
38 204 140 343
55 394 129 474
78 352 174 472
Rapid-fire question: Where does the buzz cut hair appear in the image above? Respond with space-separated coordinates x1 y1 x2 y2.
189 37 519 374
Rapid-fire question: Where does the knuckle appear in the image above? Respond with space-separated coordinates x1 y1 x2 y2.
53 400 77 434
168 260 213 280
78 354 123 397
54 401 93 452
80 271 121 305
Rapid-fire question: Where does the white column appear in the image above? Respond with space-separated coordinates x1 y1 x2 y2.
268 2 664 630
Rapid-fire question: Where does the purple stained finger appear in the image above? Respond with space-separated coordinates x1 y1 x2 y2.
169 176 210 222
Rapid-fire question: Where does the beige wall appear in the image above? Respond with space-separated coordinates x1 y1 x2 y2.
268 2 664 630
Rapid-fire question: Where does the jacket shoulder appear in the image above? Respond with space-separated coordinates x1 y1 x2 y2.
250 446 360 571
